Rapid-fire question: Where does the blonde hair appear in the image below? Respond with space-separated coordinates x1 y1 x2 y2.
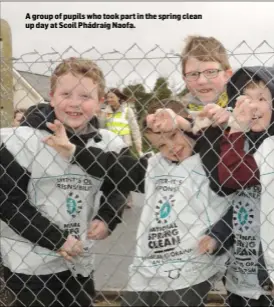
50 57 105 98
181 35 231 74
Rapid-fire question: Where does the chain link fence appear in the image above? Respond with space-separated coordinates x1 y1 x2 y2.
1 43 274 306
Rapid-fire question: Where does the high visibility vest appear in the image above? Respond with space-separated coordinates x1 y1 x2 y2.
105 107 131 136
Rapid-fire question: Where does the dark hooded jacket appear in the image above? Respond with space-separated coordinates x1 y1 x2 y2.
226 66 274 152
202 66 274 292
198 66 274 195
19 103 127 231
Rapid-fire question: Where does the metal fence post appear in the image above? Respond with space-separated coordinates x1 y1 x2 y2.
0 19 14 128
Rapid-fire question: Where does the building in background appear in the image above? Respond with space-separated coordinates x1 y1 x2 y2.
13 69 50 109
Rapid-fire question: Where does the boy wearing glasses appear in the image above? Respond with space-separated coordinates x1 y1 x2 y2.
181 35 233 111
180 36 237 197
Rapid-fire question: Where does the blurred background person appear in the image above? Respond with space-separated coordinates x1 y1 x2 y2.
102 88 143 207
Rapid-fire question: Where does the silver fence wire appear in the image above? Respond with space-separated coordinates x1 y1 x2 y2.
1 43 274 306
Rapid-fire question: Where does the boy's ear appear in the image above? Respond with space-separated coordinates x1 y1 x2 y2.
50 101 54 107
49 92 55 107
225 68 233 80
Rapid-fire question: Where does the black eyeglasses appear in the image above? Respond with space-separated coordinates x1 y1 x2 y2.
184 69 223 81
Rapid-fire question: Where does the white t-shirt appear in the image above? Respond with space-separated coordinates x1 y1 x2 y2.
127 153 231 292
225 185 265 299
0 126 125 276
254 136 274 286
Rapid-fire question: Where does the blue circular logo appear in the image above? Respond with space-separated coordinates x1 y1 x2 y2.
160 202 171 219
155 195 175 224
66 192 83 218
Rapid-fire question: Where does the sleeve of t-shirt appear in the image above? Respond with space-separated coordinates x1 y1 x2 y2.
0 127 67 251
206 206 234 256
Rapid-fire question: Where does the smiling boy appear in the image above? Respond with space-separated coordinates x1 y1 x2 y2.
181 35 232 109
0 57 127 306
194 66 274 307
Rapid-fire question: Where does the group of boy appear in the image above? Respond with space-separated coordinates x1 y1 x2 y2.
1 35 274 307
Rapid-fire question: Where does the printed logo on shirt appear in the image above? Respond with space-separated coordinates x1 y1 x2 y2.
155 195 175 224
233 201 254 232
56 176 93 192
230 185 260 276
66 192 83 218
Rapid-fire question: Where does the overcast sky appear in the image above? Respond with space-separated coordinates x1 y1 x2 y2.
2 2 274 92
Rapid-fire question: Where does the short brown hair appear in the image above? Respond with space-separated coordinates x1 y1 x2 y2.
50 57 105 98
106 88 128 103
243 79 266 92
147 99 188 116
142 99 189 132
181 35 231 74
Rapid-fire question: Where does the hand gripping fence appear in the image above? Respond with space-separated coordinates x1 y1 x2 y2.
1 41 274 306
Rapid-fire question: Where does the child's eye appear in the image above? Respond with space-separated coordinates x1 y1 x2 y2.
81 95 90 99
259 97 266 102
185 72 199 79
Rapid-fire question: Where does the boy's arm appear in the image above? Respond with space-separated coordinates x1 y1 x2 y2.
0 144 67 251
72 145 147 193
94 182 127 233
218 132 259 189
218 96 259 189
43 119 148 192
206 206 234 255
90 155 148 233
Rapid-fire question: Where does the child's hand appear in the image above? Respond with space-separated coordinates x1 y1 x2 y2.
146 108 191 133
198 235 218 254
58 250 74 262
228 96 254 134
58 234 84 261
88 219 109 240
199 104 230 127
190 111 212 135
42 120 76 160
146 108 179 132
136 145 143 157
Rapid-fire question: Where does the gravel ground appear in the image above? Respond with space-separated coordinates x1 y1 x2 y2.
0 263 12 307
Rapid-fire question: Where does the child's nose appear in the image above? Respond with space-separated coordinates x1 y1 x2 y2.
196 73 209 84
169 144 179 153
69 98 82 108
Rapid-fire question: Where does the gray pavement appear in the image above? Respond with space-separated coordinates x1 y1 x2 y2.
94 192 144 291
